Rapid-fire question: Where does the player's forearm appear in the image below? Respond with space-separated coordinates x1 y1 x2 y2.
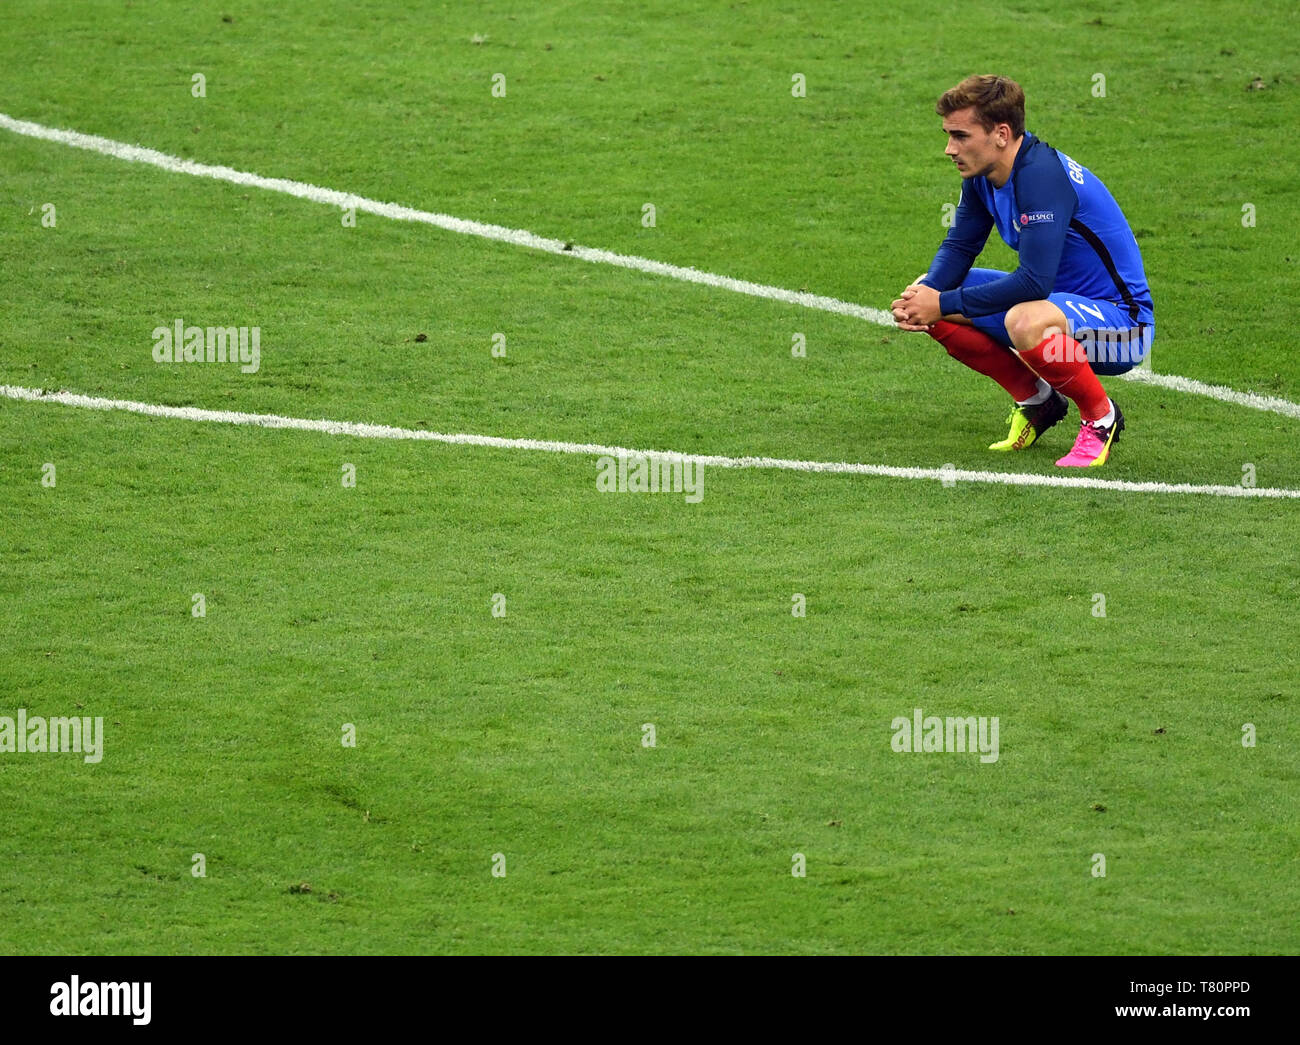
940 266 1053 318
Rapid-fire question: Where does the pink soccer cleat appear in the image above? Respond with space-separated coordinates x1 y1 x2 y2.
1056 400 1125 468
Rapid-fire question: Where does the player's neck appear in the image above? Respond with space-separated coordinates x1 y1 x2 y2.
988 135 1025 189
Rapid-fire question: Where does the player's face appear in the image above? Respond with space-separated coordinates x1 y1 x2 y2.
943 108 1000 179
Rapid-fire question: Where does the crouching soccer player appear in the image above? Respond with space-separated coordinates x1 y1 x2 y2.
891 75 1154 467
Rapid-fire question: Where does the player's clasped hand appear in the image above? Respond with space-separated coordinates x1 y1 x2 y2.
891 282 940 332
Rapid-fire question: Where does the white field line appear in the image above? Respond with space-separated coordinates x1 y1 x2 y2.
1119 367 1300 419
4 111 1298 423
0 112 891 325
3 384 1295 500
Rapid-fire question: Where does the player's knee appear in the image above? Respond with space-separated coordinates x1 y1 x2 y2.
1003 303 1034 345
1005 303 1058 351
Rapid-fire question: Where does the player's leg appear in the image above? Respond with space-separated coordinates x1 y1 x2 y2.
1003 297 1129 467
926 268 1040 391
924 269 1064 450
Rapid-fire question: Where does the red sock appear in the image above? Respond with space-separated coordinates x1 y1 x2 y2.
927 321 1041 402
1019 333 1110 421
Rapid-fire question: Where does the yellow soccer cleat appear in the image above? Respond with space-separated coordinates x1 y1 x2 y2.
989 390 1068 451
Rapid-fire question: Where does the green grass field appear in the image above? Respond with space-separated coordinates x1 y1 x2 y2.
1 0 1298 955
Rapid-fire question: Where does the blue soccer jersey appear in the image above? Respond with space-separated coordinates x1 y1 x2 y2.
920 132 1154 327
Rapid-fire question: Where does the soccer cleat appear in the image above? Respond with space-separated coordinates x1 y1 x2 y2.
1056 400 1126 467
988 390 1069 451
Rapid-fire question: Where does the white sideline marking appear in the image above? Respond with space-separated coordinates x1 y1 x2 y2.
3 112 1298 425
1120 367 1300 420
0 111 892 326
3 385 1295 500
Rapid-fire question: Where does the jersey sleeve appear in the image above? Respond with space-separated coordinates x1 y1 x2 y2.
919 178 992 298
940 158 1079 318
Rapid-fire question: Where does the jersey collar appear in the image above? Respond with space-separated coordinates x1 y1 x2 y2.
1011 131 1039 175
